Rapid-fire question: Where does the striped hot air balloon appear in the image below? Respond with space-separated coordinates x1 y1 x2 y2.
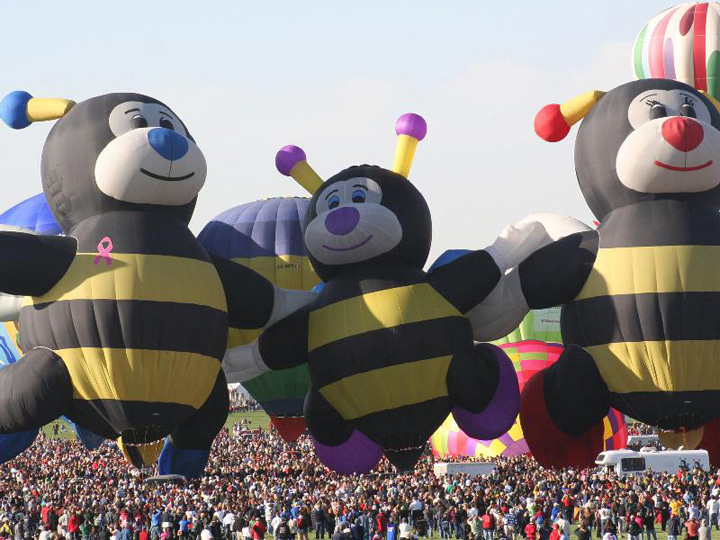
633 3 720 100
198 197 320 442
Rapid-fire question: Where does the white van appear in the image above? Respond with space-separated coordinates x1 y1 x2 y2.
595 448 709 476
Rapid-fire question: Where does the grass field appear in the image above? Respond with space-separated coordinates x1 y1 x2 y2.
42 410 272 440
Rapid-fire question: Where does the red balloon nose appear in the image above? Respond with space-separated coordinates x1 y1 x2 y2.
661 117 704 152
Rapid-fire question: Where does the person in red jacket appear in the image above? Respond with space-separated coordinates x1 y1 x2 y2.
549 524 561 540
251 518 266 540
481 511 496 540
685 517 700 540
68 510 80 540
525 522 537 540
376 512 388 537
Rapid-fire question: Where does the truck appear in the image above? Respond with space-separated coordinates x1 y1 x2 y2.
595 448 709 476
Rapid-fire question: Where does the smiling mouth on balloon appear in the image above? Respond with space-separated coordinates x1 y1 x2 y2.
654 160 713 172
323 235 373 252
140 168 195 181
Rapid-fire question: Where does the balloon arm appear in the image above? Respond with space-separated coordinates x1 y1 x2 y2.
223 340 268 383
484 213 593 272
257 306 311 370
266 287 317 328
223 302 310 379
0 232 76 297
467 267 530 342
426 250 501 314
210 255 275 328
467 213 595 340
0 294 23 322
517 229 599 309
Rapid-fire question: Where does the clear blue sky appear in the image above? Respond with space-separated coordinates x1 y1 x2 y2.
0 1 673 260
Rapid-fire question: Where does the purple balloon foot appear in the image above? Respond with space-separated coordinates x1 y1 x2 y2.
453 343 520 440
312 430 382 475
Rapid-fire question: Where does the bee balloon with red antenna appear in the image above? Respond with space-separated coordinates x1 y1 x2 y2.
520 78 720 468
224 113 589 474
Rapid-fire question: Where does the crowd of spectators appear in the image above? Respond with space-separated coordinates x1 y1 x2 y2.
0 424 717 540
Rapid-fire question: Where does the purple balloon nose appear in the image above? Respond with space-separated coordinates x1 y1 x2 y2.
325 206 359 236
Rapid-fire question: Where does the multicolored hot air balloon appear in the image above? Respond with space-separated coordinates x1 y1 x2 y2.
633 3 720 100
430 311 628 461
198 197 320 442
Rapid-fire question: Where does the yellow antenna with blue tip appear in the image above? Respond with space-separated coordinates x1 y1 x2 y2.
0 91 75 130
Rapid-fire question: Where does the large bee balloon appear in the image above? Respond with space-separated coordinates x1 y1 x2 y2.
521 78 720 468
224 113 581 473
0 90 303 477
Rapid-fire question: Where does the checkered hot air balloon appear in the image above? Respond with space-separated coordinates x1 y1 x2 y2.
633 3 720 100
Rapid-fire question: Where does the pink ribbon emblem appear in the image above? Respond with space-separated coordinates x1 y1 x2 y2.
93 236 113 267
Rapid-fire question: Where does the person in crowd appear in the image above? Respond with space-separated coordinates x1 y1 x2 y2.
699 519 711 540
687 517 701 540
0 421 716 540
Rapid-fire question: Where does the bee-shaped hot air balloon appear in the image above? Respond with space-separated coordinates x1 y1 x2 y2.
521 78 720 468
224 113 584 474
0 90 302 477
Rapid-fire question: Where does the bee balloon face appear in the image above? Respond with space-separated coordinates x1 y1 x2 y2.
303 166 432 281
306 176 401 264
618 87 720 194
95 100 207 206
38 93 205 231
536 79 720 220
276 113 431 280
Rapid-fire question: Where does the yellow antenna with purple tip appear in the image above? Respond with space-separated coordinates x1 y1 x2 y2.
275 145 324 195
392 113 427 178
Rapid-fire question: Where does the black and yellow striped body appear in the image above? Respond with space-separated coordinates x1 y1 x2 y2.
562 199 720 429
307 264 475 448
18 212 228 443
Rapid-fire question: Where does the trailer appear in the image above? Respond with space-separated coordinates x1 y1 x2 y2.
595 448 709 476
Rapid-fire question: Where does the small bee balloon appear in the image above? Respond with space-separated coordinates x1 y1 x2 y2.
224 114 580 473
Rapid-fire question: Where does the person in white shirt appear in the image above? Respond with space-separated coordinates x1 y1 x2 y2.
707 497 720 530
38 525 52 540
556 517 571 540
223 512 236 538
200 527 214 540
399 519 412 539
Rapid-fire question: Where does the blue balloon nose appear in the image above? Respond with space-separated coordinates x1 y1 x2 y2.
147 128 189 161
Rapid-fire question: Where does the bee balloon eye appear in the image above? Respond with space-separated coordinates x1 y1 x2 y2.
351 189 366 203
649 104 667 121
328 195 340 210
681 103 696 119
131 115 148 129
159 117 175 130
